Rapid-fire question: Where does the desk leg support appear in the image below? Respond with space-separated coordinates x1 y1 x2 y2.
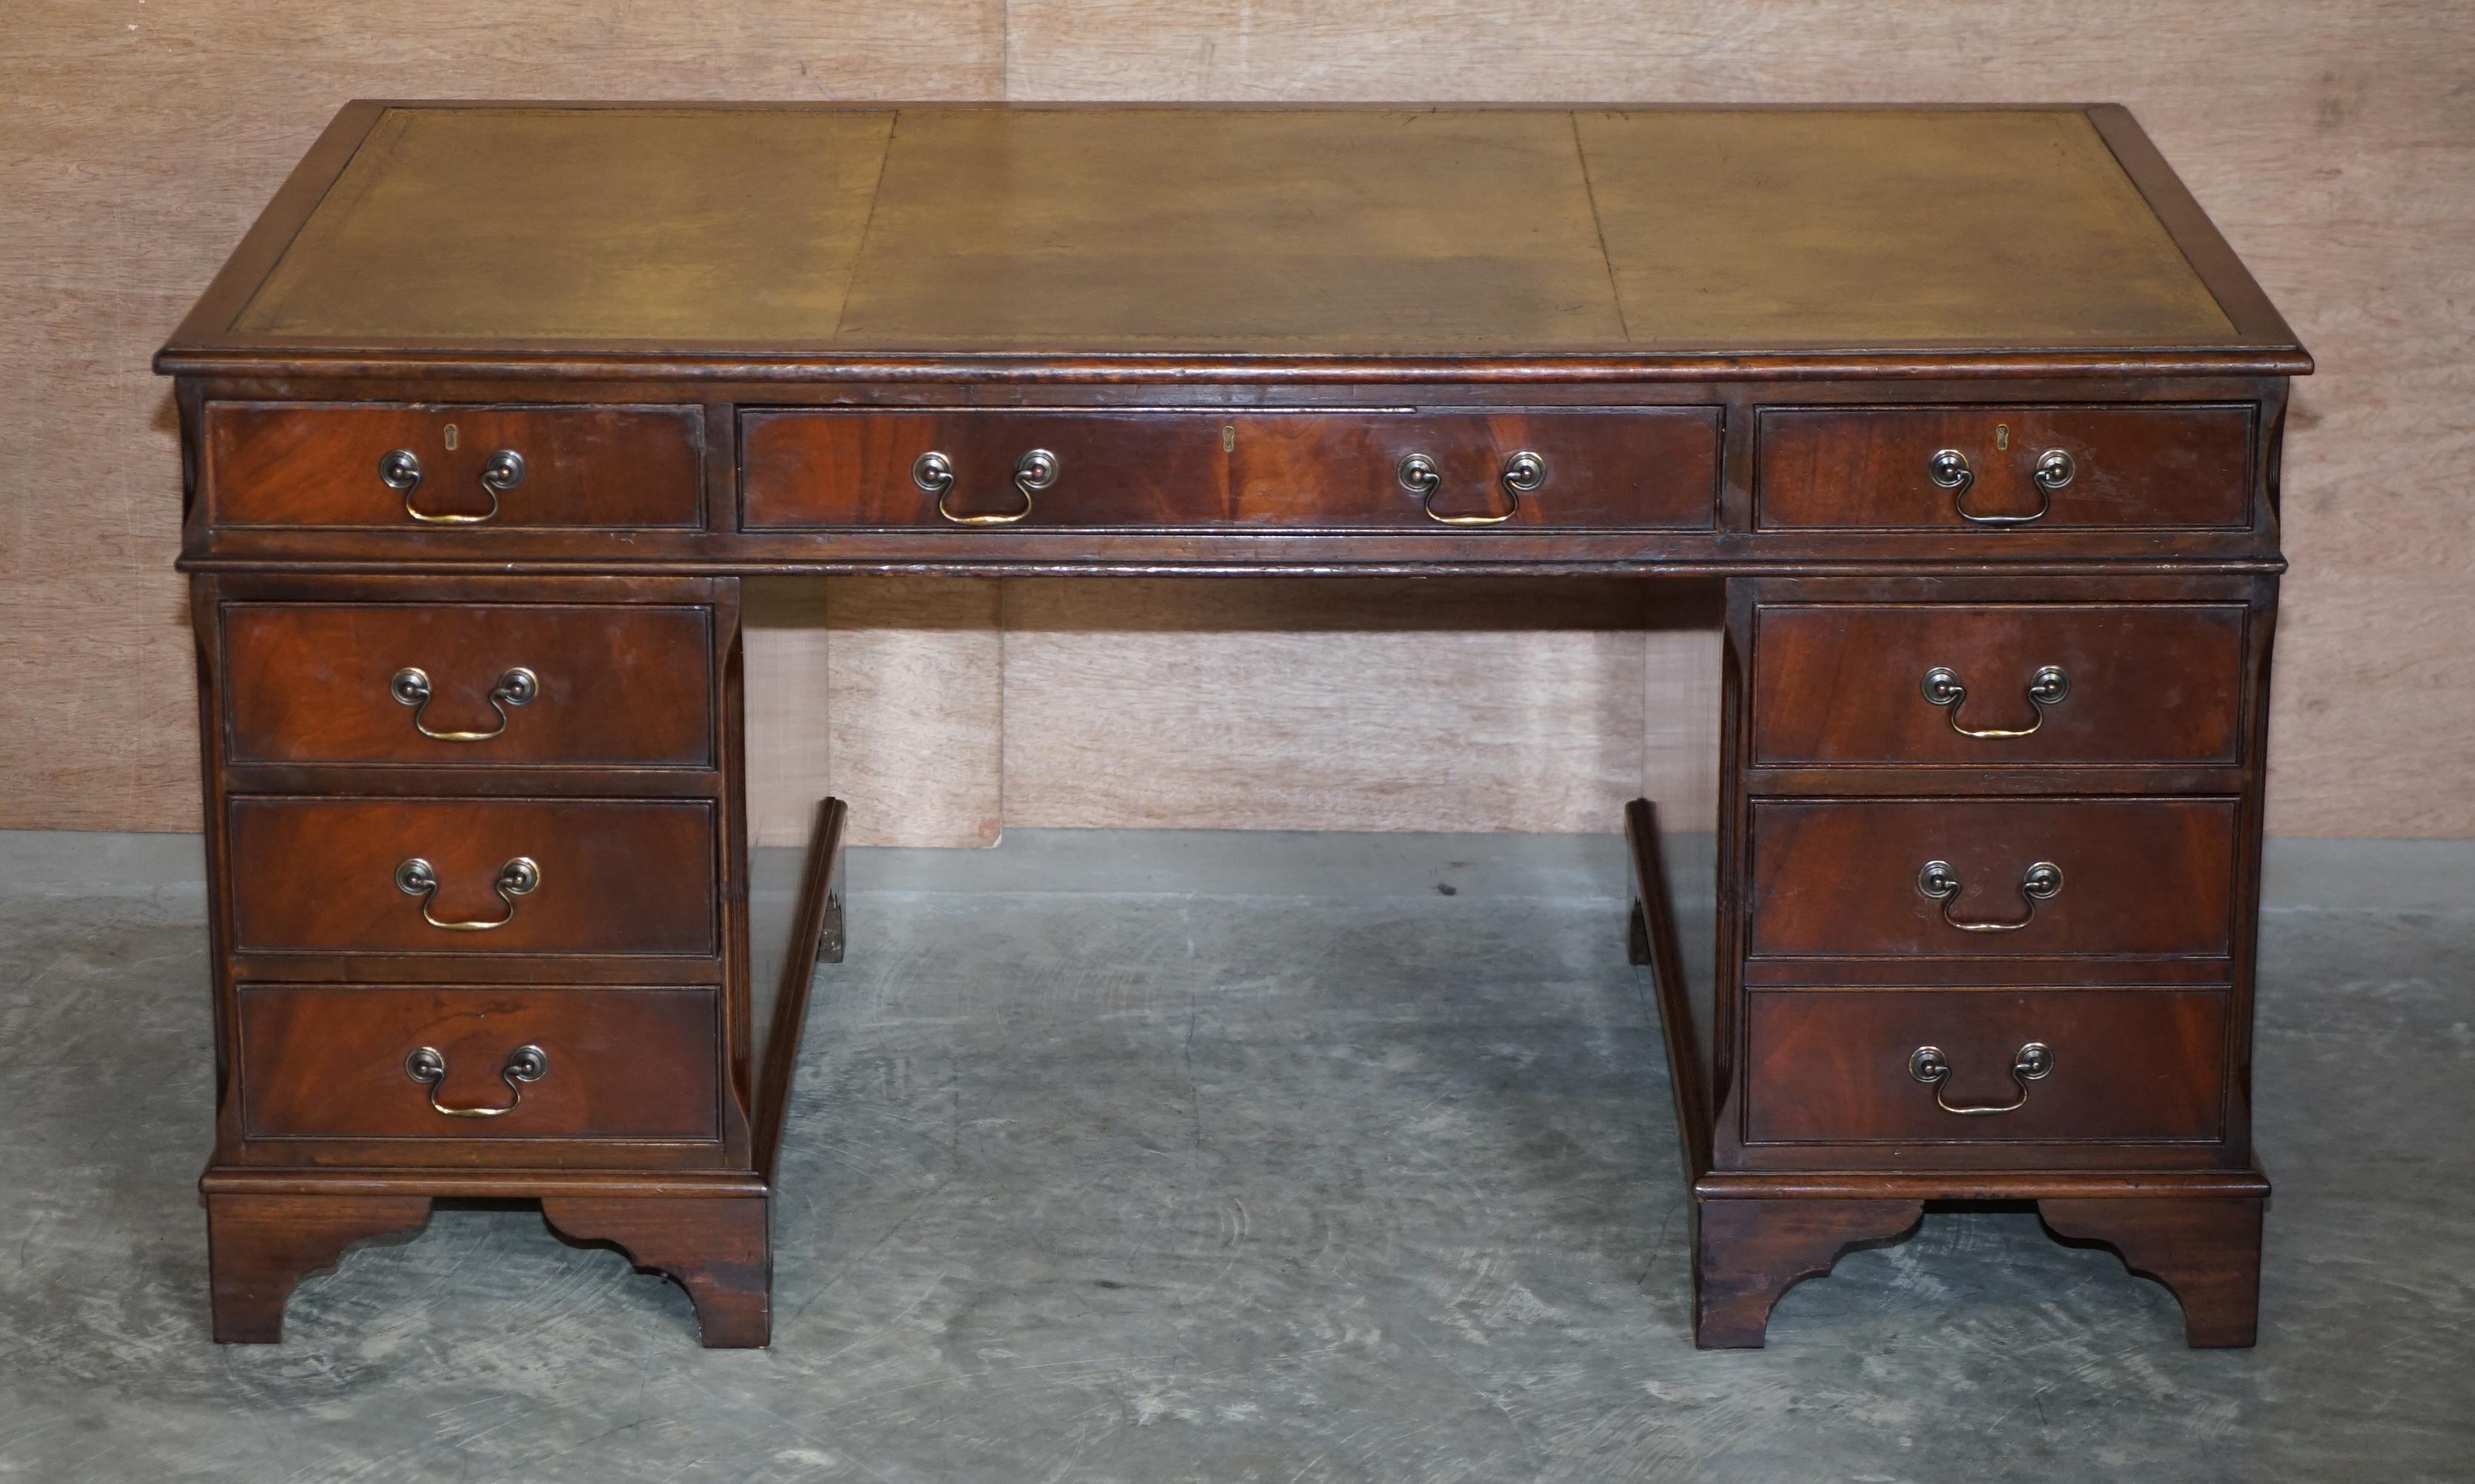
1692 1197 1925 1348
541 1195 772 1348
2040 1195 2263 1348
206 1193 435 1343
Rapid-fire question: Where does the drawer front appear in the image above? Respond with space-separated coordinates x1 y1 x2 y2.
1754 405 2253 530
238 985 718 1143
1748 798 2237 958
741 408 1718 529
1744 989 2227 1144
1749 603 2248 766
221 602 716 767
206 403 704 529
227 798 717 956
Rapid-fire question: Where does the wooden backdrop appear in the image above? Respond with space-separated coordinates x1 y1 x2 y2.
4 1 2467 845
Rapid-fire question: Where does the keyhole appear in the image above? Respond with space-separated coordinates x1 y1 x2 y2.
1994 424 2010 450
444 424 460 452
1221 424 1235 453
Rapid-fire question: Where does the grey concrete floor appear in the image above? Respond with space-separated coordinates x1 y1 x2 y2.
1 828 2470 1483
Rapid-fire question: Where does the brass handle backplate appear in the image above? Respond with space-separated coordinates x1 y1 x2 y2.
1908 1041 2054 1115
383 447 524 525
1916 858 2062 932
1927 446 2072 526
394 855 541 932
404 1043 549 1118
1920 664 2069 738
390 666 538 742
1397 449 1543 525
918 448 1053 525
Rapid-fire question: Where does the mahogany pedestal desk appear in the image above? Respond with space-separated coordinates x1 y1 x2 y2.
158 102 2308 1349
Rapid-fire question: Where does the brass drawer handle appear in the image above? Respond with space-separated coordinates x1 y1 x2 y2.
1908 1041 2054 1115
1920 664 2069 738
389 666 538 742
404 1043 549 1118
393 855 540 931
917 448 1053 525
1916 858 2062 932
1927 447 2071 525
1398 449 1543 525
381 447 526 525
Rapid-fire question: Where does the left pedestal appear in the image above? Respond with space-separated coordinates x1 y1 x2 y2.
190 570 838 1347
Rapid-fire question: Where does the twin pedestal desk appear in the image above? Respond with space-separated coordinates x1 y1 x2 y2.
157 102 2308 1349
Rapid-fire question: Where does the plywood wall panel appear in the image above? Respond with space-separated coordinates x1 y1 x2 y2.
741 578 834 849
999 579 1701 834
824 580 1006 848
1643 625 1724 835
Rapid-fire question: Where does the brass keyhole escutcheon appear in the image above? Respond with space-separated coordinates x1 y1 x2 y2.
1995 423 2010 450
444 422 460 451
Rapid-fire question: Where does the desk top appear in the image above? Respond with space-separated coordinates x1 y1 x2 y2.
162 103 2304 380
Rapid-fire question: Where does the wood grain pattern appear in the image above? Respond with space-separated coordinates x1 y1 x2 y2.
206 403 705 528
1754 405 2254 531
204 1193 435 1343
221 601 716 766
225 797 718 955
538 1194 772 1348
1691 1197 1923 1348
4 0 2468 838
2040 1195 2265 1347
1746 798 2238 960
741 408 1720 529
238 983 721 1143
1742 989 2228 1146
1747 601 2248 768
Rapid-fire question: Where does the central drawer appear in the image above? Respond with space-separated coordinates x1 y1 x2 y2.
739 408 1720 529
238 984 719 1146
226 798 718 956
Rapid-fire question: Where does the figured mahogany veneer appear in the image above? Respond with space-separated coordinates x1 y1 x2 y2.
238 984 721 1145
161 102 2308 1351
225 797 718 957
1743 989 2228 1146
1754 405 2254 531
1746 798 2239 960
206 403 704 529
1749 603 2248 768
741 408 1720 529
221 601 716 767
